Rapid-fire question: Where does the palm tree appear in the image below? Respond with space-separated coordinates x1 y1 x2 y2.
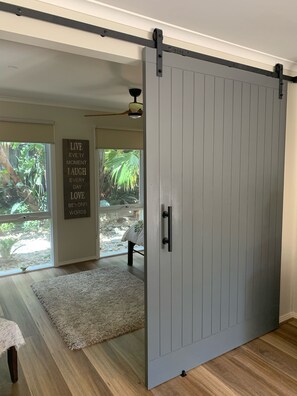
103 149 140 191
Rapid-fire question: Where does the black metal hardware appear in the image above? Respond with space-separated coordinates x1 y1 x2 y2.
162 206 172 252
275 63 284 99
0 2 296 84
127 241 144 266
0 2 154 48
181 370 187 377
153 28 163 77
162 42 294 85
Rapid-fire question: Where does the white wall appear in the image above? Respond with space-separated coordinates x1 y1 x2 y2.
1 0 297 319
280 84 297 320
0 0 144 65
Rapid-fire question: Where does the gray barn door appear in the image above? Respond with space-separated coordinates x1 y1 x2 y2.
144 47 287 389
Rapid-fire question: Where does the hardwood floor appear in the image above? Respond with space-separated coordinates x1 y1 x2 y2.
1 255 297 395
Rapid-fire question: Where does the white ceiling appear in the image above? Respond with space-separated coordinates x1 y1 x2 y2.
1 0 297 111
0 39 142 112
94 0 297 63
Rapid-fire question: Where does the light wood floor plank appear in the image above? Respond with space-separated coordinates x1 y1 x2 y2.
186 366 237 396
261 331 297 359
0 277 38 338
0 351 31 396
243 338 297 382
152 376 207 396
288 318 297 329
12 271 113 396
205 353 280 396
1 256 297 395
19 336 72 396
276 322 297 346
108 329 145 381
83 341 149 395
229 346 297 395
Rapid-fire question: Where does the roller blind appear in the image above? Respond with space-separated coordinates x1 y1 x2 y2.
95 128 143 149
0 120 54 143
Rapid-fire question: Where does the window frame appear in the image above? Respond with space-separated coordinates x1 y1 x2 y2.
0 143 51 224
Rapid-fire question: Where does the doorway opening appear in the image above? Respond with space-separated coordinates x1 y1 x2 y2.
98 148 144 257
0 36 146 390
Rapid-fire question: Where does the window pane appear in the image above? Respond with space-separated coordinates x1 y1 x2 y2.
99 149 141 207
0 219 51 273
0 142 48 215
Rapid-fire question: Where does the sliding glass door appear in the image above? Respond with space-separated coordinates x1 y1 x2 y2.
0 142 52 275
98 148 143 257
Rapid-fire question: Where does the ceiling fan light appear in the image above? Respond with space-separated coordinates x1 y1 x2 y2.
84 88 143 118
129 112 142 119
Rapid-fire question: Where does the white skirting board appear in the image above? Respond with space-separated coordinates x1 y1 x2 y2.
279 312 297 323
56 255 98 267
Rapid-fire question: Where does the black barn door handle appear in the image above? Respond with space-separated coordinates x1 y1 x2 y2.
162 206 172 252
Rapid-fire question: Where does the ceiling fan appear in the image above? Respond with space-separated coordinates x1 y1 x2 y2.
84 88 143 119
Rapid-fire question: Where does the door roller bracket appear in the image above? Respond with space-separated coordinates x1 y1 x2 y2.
275 63 284 99
153 28 163 77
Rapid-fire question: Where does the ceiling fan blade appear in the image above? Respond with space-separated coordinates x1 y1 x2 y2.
84 110 129 117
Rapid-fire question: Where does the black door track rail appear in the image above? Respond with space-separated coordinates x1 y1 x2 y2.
0 1 296 98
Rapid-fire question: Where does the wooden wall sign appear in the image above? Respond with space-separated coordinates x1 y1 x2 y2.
63 139 90 219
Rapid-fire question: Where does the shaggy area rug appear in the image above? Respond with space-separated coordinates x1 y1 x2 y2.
31 265 144 350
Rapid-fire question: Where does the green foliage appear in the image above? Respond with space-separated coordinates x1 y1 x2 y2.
104 150 140 191
0 223 21 259
0 168 14 215
134 220 143 233
22 220 47 233
10 201 30 214
11 142 47 211
100 150 140 205
0 222 15 235
0 142 48 215
0 237 22 259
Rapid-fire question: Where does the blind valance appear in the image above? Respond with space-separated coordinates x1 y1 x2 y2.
0 120 54 143
95 128 143 149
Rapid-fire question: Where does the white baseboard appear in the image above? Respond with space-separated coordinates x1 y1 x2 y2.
56 255 98 267
279 312 297 323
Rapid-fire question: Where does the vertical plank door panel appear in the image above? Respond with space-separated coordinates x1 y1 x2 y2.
144 47 287 389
